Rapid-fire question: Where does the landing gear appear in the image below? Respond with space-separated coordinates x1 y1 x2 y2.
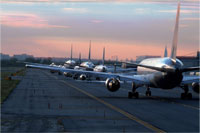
58 71 62 75
181 85 192 99
128 82 139 99
128 92 139 99
145 87 151 96
96 77 100 80
73 74 78 80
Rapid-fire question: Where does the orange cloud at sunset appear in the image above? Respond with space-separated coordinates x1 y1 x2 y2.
1 12 69 29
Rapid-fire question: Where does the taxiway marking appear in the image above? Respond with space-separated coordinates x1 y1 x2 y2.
60 80 165 133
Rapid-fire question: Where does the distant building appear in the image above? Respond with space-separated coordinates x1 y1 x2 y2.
177 56 199 67
13 54 34 61
197 51 200 59
0 53 10 60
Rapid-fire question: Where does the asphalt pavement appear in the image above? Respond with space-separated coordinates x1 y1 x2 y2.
1 68 199 132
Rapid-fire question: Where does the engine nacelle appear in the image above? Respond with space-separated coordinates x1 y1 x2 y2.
80 74 86 80
192 82 199 93
105 78 120 92
63 72 72 77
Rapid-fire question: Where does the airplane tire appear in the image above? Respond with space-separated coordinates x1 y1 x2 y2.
181 93 186 99
145 91 151 96
187 93 192 99
58 72 62 75
96 77 100 80
128 92 133 99
134 92 139 99
149 91 151 96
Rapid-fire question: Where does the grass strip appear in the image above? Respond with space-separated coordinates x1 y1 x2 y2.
1 68 26 103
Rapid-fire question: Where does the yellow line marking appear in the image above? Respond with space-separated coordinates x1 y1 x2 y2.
60 80 165 133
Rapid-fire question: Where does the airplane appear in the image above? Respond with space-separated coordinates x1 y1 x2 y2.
63 44 76 69
26 2 199 99
74 41 95 71
93 47 107 72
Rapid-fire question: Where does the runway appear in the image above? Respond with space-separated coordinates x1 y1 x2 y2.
1 68 199 132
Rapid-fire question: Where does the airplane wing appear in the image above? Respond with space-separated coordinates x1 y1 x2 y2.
181 75 200 84
26 64 149 85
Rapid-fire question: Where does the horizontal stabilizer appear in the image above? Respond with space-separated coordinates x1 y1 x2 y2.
180 66 200 72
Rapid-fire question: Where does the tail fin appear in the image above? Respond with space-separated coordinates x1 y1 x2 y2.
79 52 81 64
102 47 105 65
70 44 73 60
164 45 168 57
170 1 180 60
88 40 91 61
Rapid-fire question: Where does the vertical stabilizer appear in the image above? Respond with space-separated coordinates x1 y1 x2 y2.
102 47 105 65
70 44 73 61
170 1 180 60
164 45 168 57
88 40 91 61
79 52 81 64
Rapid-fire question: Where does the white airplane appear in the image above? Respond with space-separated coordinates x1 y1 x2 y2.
74 41 95 71
63 44 76 69
94 47 108 72
26 2 199 99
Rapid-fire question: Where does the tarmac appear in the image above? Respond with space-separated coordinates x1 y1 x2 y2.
1 68 199 132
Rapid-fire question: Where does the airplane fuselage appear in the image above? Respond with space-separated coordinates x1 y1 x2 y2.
64 60 76 69
79 61 95 70
94 65 107 72
137 57 184 89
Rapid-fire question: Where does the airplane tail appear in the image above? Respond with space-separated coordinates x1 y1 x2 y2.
164 45 168 57
79 52 81 64
70 44 73 60
88 41 91 61
102 47 105 65
123 2 199 73
170 1 180 61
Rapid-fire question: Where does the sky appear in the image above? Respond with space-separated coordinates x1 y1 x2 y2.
1 0 199 60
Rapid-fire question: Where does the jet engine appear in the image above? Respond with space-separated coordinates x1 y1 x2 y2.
192 82 199 93
80 74 87 80
105 78 120 92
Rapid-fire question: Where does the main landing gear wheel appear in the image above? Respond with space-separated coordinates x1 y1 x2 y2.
145 91 151 96
128 92 139 99
58 72 62 75
181 85 192 99
181 92 192 99
145 87 151 96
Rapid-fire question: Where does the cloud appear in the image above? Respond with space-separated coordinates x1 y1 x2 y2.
1 12 70 29
91 19 103 23
158 9 199 14
180 24 189 28
134 8 148 14
63 8 88 13
181 17 200 21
